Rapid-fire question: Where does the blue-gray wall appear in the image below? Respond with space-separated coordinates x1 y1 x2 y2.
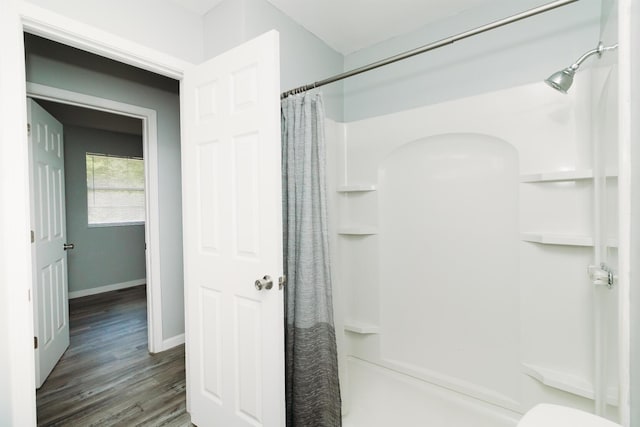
203 0 344 121
342 0 602 121
63 125 146 293
24 34 185 340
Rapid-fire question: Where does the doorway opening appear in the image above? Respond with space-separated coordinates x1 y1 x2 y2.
25 33 187 424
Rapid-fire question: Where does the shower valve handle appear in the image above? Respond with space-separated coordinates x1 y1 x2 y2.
255 275 273 291
588 263 615 289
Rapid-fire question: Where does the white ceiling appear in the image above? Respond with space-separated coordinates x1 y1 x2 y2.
172 0 225 15
265 0 494 54
171 0 495 55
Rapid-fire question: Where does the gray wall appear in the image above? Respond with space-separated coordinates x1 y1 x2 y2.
203 0 345 121
25 34 185 340
63 125 146 293
342 0 602 121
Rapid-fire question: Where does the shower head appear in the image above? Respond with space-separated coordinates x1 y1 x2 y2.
544 42 618 93
544 67 576 94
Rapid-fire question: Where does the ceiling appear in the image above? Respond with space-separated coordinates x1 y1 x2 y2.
171 0 495 55
36 100 143 136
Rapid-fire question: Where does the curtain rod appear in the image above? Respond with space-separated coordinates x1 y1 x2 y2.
281 0 579 99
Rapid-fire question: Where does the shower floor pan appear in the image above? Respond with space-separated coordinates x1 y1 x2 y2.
342 357 520 427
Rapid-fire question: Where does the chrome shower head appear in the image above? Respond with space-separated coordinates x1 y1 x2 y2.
544 42 618 94
544 67 575 94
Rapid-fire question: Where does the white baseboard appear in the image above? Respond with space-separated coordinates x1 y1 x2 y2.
68 278 146 299
160 333 185 351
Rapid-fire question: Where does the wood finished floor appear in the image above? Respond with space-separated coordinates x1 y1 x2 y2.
37 286 192 426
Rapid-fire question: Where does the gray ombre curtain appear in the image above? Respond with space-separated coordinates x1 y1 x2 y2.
281 93 342 427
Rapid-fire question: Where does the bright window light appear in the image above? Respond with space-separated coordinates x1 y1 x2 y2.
86 153 145 226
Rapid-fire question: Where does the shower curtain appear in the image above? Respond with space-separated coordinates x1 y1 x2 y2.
281 93 342 426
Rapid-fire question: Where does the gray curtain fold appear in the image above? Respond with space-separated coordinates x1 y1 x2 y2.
281 93 342 427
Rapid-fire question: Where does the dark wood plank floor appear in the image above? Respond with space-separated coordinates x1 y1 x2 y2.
37 285 191 426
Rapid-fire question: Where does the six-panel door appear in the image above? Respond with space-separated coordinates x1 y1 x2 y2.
181 31 285 427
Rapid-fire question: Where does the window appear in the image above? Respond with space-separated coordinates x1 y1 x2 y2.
86 153 145 226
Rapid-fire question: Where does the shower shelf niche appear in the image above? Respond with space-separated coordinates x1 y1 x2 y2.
520 232 619 248
337 184 377 193
344 321 380 334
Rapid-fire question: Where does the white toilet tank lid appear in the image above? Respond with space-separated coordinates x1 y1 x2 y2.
518 404 621 427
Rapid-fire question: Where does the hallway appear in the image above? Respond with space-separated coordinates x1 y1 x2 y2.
36 286 190 426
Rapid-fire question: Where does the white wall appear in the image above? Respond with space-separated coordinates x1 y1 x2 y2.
22 0 204 63
203 0 345 121
342 0 601 121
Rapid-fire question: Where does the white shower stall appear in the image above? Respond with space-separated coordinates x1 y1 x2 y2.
326 37 621 425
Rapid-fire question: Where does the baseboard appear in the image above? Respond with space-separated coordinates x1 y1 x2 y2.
68 278 146 299
160 333 185 351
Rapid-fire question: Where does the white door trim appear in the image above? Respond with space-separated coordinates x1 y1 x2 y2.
2 2 38 424
19 2 192 80
26 83 164 354
2 2 192 425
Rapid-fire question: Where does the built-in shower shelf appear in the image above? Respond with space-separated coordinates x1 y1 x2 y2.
521 232 619 247
338 226 378 236
337 184 377 193
520 169 594 183
522 363 618 405
520 170 618 183
344 321 380 334
521 232 593 246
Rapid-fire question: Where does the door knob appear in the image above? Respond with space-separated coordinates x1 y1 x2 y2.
63 243 75 250
254 275 273 291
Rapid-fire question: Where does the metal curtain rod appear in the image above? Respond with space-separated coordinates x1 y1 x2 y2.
281 0 579 99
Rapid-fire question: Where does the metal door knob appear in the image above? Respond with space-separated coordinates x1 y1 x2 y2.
63 243 75 250
254 275 273 291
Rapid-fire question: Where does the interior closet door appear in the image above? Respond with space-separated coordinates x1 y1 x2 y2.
181 31 285 427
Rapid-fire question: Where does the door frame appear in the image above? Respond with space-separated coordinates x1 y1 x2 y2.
1 2 192 425
27 83 164 355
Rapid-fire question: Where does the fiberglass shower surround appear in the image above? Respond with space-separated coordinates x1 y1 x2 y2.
335 68 619 426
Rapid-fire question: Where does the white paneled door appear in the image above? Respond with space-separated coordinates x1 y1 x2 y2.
182 31 285 427
27 98 70 388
